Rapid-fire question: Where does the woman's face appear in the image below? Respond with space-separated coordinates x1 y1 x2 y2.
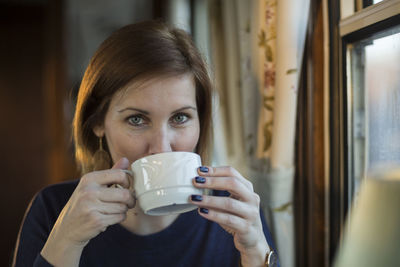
94 73 200 164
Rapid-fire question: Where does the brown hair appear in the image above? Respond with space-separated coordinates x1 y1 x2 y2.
73 20 213 174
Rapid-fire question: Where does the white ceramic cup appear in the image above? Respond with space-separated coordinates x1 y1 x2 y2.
128 151 203 216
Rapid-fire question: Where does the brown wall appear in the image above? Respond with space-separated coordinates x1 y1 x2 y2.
0 1 159 264
0 3 77 265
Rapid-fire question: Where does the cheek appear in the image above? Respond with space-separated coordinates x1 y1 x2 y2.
105 130 147 163
173 126 200 152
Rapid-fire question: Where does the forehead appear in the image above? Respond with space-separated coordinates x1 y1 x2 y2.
109 73 197 109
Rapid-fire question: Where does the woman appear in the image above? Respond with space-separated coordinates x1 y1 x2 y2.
13 20 278 267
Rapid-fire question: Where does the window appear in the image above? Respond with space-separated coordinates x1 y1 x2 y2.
348 26 400 198
364 0 385 8
338 0 400 203
329 0 400 261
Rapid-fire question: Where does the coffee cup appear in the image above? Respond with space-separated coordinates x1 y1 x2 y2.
124 151 203 216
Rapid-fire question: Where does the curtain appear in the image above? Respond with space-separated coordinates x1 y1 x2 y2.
261 1 310 267
205 0 309 267
199 0 309 266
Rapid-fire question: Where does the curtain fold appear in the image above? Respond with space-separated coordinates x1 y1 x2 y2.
206 1 310 266
265 1 310 267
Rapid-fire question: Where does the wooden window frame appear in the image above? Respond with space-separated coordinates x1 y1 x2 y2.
329 0 400 263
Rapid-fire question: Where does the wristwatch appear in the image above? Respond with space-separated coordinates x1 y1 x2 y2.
265 250 278 267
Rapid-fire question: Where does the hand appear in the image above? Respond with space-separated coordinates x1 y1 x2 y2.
54 157 135 245
190 166 269 266
41 158 135 266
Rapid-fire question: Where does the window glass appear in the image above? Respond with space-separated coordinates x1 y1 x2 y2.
363 0 384 9
348 25 400 196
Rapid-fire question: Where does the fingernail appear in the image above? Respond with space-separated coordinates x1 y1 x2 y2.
199 166 209 173
199 208 209 214
195 176 206 183
191 195 203 202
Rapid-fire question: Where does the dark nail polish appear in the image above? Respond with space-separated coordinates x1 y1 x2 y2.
191 195 203 201
200 208 209 214
195 176 206 183
199 166 209 173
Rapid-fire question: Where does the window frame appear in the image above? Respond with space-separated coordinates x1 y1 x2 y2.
329 0 400 262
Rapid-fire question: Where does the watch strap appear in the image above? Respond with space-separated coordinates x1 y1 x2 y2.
265 249 277 267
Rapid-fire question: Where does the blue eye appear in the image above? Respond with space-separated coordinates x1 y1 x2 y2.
128 115 145 126
172 113 189 124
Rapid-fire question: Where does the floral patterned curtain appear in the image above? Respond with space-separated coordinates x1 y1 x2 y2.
205 0 309 266
257 0 276 158
258 1 310 267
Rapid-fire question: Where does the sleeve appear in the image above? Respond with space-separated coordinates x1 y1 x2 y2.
33 255 53 267
260 208 280 267
260 208 276 251
12 192 55 267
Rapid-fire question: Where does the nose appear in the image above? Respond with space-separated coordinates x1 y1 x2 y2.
147 126 173 155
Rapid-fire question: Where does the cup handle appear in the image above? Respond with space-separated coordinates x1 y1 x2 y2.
111 169 136 208
121 169 134 189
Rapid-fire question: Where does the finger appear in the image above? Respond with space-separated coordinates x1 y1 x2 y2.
198 166 253 191
97 202 129 215
197 208 250 236
109 172 133 192
98 187 135 208
189 195 258 220
91 169 131 189
193 176 256 203
100 213 127 230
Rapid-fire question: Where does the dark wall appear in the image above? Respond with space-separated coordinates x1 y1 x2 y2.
1 4 47 266
0 1 158 265
0 2 76 266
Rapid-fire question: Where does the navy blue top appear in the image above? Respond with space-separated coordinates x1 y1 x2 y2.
13 179 277 267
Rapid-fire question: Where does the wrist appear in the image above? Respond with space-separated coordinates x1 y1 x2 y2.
240 242 270 267
41 230 86 267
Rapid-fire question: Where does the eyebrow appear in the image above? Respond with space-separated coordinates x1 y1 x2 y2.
118 107 149 114
117 106 197 114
